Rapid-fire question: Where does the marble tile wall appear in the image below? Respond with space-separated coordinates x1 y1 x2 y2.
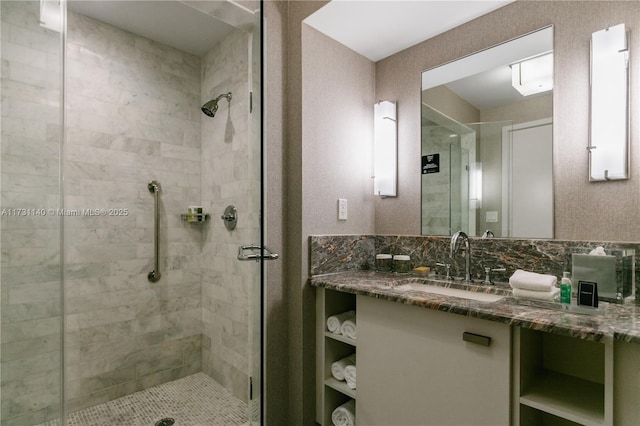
1 2 64 425
200 28 256 403
63 11 203 413
310 235 640 298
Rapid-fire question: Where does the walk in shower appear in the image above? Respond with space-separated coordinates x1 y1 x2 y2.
1 1 264 425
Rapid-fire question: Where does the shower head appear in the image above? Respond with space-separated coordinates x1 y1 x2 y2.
201 92 232 117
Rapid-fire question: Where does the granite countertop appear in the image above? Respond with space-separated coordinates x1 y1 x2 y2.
310 270 640 344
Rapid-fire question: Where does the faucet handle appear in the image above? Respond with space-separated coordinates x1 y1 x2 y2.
436 262 453 280
482 267 506 285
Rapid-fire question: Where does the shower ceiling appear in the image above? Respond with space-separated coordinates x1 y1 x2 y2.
67 0 237 56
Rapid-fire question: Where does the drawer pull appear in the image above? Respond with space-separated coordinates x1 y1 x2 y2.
463 332 491 346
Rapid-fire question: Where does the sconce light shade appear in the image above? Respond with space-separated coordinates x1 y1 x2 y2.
510 52 553 96
588 23 629 181
40 0 63 32
374 101 397 197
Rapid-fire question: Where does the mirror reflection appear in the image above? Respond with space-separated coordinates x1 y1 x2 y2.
421 26 553 238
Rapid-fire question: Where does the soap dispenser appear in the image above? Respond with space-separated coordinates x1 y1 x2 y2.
560 271 572 305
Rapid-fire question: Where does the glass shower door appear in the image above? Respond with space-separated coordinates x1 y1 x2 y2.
248 5 264 424
62 1 263 425
0 1 65 425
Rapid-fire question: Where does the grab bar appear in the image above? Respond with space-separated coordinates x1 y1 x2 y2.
238 244 279 262
148 180 161 282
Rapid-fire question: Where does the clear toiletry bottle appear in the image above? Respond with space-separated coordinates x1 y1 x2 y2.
560 271 572 305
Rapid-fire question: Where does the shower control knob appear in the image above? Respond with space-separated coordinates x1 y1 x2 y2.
220 205 238 230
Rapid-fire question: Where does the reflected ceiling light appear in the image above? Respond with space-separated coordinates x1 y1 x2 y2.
510 52 553 96
374 101 397 197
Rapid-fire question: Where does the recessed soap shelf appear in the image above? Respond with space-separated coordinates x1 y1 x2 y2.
180 213 210 223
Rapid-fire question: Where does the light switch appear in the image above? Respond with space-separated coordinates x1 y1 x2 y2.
486 211 498 223
338 199 348 220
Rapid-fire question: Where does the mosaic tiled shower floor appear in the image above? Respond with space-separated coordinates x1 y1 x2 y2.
39 373 248 426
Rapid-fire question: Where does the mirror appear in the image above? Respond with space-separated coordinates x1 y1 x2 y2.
421 26 553 238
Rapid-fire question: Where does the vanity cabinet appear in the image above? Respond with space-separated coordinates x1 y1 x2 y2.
315 288 357 426
513 327 614 426
356 295 511 425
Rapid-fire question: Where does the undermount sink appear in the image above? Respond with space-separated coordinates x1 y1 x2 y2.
394 282 507 303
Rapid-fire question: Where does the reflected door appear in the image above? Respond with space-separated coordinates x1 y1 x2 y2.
503 120 553 238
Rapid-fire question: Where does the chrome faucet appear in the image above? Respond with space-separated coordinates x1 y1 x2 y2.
450 231 472 282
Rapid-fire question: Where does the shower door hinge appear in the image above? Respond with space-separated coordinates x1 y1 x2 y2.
250 91 253 114
249 376 253 400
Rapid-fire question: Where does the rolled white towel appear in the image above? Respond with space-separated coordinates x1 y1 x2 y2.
331 354 355 381
332 399 355 426
340 317 357 340
327 310 355 334
590 246 607 256
344 364 356 390
513 287 560 302
509 269 557 292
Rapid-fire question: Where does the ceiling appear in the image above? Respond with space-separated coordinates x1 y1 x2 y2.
305 0 553 110
67 1 238 56
304 0 515 62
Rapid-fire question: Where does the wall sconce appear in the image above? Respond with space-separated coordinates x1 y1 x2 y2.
588 23 629 181
510 52 553 96
374 101 397 197
40 0 63 32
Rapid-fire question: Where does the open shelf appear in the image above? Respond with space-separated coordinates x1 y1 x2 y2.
520 405 583 426
325 331 356 346
323 387 354 426
317 288 357 425
325 377 356 399
520 370 604 426
515 327 612 426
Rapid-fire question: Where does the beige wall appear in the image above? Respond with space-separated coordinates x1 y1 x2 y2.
302 25 376 235
423 85 480 124
376 1 640 241
266 1 376 424
480 93 552 124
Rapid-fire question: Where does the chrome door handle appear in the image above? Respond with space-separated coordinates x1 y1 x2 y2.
237 244 279 261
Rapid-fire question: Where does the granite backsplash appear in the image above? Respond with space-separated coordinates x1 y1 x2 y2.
309 235 639 299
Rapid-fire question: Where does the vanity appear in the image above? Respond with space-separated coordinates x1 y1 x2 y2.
309 234 640 426
313 270 640 426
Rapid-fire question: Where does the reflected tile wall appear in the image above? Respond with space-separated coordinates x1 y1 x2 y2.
63 11 203 413
1 1 63 425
